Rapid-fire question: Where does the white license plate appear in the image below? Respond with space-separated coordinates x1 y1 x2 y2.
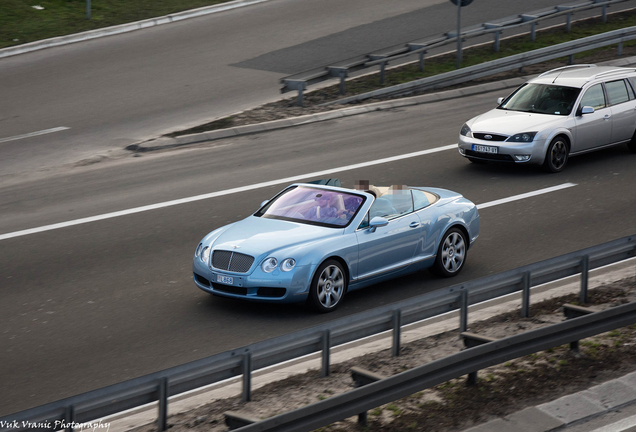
217 275 234 285
472 144 498 154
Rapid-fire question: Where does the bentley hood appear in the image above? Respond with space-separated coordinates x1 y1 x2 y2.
209 216 339 256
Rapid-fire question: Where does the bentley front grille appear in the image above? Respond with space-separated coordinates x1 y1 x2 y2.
212 251 255 273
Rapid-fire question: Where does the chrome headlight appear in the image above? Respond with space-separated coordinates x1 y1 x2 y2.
195 243 203 257
507 132 537 143
201 246 210 264
280 258 296 272
460 123 472 137
261 257 278 273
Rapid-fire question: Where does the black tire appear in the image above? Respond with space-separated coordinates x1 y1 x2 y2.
543 136 569 173
308 260 347 313
628 131 636 153
432 228 468 278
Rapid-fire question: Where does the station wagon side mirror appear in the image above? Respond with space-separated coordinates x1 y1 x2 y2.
497 97 504 105
368 216 389 233
581 106 595 115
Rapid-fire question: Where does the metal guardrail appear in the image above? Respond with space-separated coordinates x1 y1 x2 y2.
236 300 636 432
1 234 634 431
280 0 631 105
324 25 636 105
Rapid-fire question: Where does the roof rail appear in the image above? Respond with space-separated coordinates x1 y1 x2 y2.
537 64 596 78
592 68 636 80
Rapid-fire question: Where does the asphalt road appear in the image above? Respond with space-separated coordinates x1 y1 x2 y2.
0 0 610 180
1 87 636 416
2 0 636 419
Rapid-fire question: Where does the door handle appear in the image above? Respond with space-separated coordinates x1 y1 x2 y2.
604 114 611 120
409 222 420 228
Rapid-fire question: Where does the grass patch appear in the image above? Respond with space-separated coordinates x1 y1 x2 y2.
0 0 232 49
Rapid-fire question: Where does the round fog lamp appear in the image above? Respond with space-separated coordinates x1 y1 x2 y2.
514 155 531 161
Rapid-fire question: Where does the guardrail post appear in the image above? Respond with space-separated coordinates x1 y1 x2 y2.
65 405 75 432
242 352 252 402
419 51 426 72
379 61 387 85
392 309 402 357
459 288 468 333
531 22 536 42
158 377 168 431
580 255 590 304
321 329 331 377
86 0 91 19
602 3 608 23
339 70 347 94
619 41 624 56
569 54 574 65
566 12 572 32
521 271 531 318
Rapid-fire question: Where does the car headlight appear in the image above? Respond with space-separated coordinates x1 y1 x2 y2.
507 132 537 143
280 258 296 272
195 243 203 257
261 257 278 273
201 246 210 264
460 123 472 137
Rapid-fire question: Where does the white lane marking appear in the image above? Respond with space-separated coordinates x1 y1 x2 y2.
477 183 577 209
0 127 70 143
591 413 636 432
0 145 574 241
0 145 457 241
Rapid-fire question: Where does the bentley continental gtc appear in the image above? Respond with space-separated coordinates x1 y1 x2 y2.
193 181 480 312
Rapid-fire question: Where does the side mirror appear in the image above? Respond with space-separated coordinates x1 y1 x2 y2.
497 97 504 105
368 216 389 232
260 200 269 208
581 106 595 115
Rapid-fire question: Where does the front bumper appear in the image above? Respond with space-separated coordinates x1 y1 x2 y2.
458 135 547 165
193 259 313 304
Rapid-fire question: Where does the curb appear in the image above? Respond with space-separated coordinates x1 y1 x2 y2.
0 0 271 59
127 55 636 153
465 372 636 432
126 76 531 152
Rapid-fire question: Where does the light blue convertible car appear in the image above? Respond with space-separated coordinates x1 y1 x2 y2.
193 180 480 312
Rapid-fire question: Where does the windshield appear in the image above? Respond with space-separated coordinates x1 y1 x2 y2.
499 83 581 116
255 186 366 228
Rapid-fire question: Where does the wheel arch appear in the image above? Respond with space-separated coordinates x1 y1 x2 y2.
541 131 572 164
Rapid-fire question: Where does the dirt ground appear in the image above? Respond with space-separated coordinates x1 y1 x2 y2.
130 276 636 432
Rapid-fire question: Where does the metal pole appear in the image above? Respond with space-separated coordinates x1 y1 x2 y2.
321 330 330 377
456 0 462 68
521 271 531 318
339 70 346 95
580 255 590 304
65 405 75 432
392 309 402 357
86 0 91 19
459 289 468 333
380 62 386 85
296 87 304 107
242 352 252 402
158 378 168 431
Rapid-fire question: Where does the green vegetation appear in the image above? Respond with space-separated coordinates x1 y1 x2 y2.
0 0 230 49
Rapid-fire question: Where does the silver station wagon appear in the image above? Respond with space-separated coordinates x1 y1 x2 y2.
458 65 636 172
